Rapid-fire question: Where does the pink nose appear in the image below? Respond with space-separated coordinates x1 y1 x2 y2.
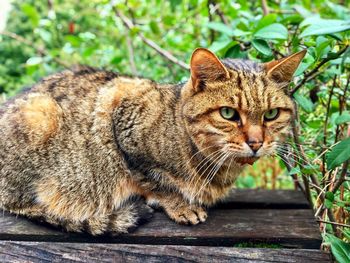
247 141 263 153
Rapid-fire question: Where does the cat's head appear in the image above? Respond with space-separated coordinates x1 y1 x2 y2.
182 48 306 166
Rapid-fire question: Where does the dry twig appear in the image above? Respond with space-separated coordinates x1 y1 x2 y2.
261 0 269 16
0 31 70 68
317 219 350 228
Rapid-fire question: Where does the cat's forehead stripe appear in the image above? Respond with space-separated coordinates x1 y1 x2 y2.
222 59 262 73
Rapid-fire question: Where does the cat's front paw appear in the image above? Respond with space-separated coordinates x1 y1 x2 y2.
165 205 207 225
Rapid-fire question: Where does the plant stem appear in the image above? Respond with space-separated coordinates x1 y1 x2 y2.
317 220 350 228
322 75 337 188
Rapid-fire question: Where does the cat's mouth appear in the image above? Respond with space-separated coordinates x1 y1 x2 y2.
235 157 259 165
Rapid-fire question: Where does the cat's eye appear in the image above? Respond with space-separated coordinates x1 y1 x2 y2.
220 107 240 121
264 109 279 121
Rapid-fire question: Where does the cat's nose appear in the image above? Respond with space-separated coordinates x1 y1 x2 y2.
247 141 263 153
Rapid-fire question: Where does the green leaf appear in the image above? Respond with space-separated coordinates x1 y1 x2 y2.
301 165 317 175
208 39 232 53
293 93 314 113
254 23 288 40
294 53 314 76
170 0 182 11
149 21 160 35
325 191 334 202
26 57 43 66
300 19 350 37
243 175 255 188
21 3 40 27
110 56 123 65
252 39 272 56
206 22 248 37
326 137 350 170
207 22 234 35
335 112 350 125
65 35 81 47
324 234 350 263
315 36 332 59
225 44 247 59
254 14 277 33
325 199 333 209
288 166 301 175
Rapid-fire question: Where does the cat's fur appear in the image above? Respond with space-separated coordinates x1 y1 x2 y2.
0 48 305 234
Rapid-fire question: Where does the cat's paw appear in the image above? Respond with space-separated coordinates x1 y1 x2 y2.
166 205 207 225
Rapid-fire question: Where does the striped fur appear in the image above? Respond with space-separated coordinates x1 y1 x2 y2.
0 49 305 234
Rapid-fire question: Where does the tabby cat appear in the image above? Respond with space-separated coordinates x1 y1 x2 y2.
0 48 306 235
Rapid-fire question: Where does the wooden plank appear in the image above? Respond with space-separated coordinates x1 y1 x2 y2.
0 241 331 263
0 209 321 248
222 189 309 209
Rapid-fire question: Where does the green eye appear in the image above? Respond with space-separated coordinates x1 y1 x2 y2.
220 107 240 121
264 109 279 121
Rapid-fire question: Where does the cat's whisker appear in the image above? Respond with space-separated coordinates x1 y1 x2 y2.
181 148 221 184
193 152 230 199
275 146 314 166
187 150 224 200
224 153 237 184
275 149 311 167
190 150 226 196
180 145 218 171
275 149 319 173
192 151 229 199
186 150 224 193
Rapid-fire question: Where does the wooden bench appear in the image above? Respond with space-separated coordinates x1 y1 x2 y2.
0 190 332 262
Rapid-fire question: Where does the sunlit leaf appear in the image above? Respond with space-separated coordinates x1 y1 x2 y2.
26 57 43 66
300 19 350 37
254 14 277 32
207 22 248 37
254 23 288 40
21 3 40 27
208 39 232 53
149 21 160 35
326 137 350 170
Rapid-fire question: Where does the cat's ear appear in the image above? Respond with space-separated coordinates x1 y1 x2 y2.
265 50 307 84
190 48 230 91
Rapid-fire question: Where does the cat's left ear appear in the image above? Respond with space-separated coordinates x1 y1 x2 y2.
265 50 307 84
190 48 230 91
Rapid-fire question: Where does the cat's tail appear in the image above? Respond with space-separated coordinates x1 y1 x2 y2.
106 197 154 235
25 197 154 236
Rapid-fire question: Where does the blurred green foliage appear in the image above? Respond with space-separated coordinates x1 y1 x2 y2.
0 0 350 256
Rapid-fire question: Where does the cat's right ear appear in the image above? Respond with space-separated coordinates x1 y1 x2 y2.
190 48 230 91
265 50 307 85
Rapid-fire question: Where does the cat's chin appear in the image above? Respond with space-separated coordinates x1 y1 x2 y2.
235 157 259 165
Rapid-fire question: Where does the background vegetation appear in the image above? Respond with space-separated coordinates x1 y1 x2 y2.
0 0 349 260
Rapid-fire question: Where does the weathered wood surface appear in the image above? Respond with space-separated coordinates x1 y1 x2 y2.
0 209 321 248
0 190 320 248
0 241 332 263
220 189 310 209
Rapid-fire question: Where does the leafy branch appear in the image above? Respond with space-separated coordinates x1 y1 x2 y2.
0 31 70 68
290 45 349 95
113 6 189 70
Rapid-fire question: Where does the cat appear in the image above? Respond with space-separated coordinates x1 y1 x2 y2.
0 48 306 235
